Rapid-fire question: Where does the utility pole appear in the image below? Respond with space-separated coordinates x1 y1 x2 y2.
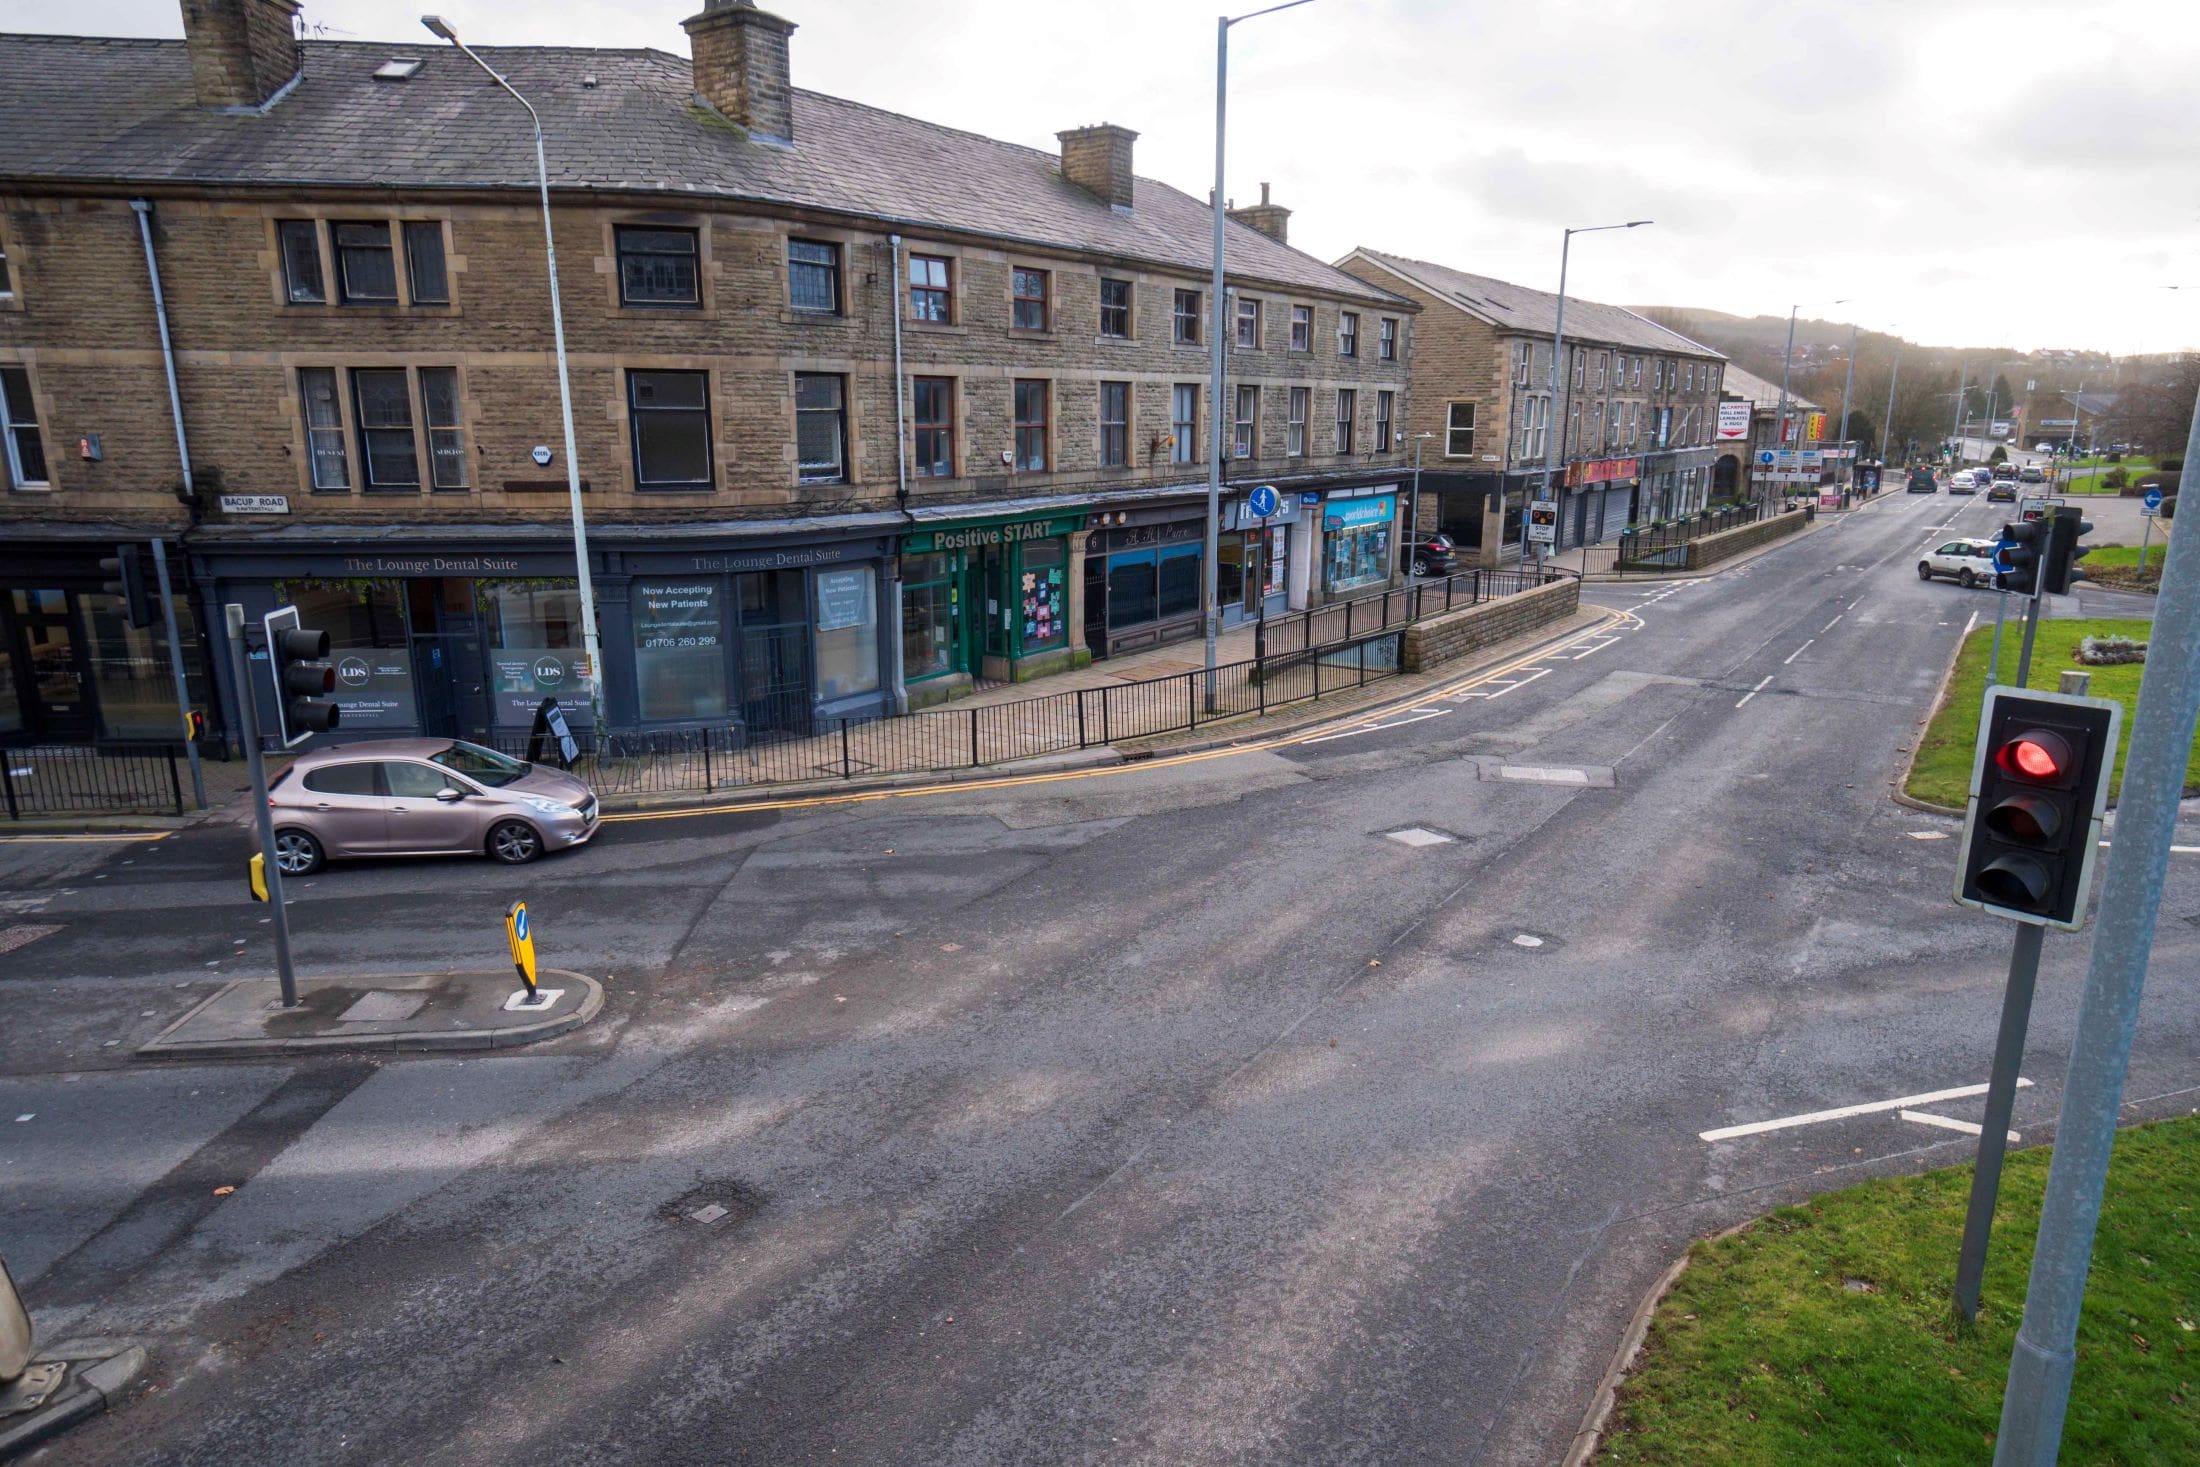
1773 304 1798 473
223 605 300 1008
1994 386 2200 1465
1880 343 1902 467
1835 318 1858 492
1948 363 1969 462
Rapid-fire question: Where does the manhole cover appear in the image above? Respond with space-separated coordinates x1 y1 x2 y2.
1382 827 1454 848
661 1179 765 1227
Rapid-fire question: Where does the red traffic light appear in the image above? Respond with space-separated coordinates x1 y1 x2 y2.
1995 729 2071 783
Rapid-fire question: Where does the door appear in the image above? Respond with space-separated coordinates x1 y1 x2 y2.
1082 553 1108 660
977 546 1012 660
293 760 391 856
9 590 92 741
380 760 480 854
739 623 811 734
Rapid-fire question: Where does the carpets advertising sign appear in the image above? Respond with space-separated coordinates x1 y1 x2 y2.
1716 402 1752 441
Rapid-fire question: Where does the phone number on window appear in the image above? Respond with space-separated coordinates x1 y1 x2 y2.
641 635 720 649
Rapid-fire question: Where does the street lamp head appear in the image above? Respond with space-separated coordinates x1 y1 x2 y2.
1624 219 1652 228
421 14 456 41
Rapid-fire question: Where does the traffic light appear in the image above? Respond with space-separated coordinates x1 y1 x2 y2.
1994 519 2047 594
2042 505 2094 594
270 624 339 742
98 543 156 629
1955 687 2120 929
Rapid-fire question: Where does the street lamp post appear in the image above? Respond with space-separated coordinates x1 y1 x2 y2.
1835 318 1858 495
1534 220 1651 566
1207 0 1316 712
1949 363 1969 465
1879 342 1902 468
1407 432 1435 578
424 16 605 741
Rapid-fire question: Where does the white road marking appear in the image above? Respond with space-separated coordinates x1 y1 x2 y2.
1699 1078 2033 1142
2098 841 2200 855
1822 614 1844 632
1498 765 1591 785
1963 608 1979 638
1899 1109 2019 1143
1909 831 1951 841
1570 636 1619 660
1783 639 1814 665
1453 666 1552 702
1511 934 1544 948
1302 707 1451 744
1735 675 1774 708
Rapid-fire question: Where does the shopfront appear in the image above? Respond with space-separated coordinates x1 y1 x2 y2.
1218 492 1298 627
899 512 1083 696
1320 491 1399 596
621 537 895 731
0 535 213 747
1083 514 1206 659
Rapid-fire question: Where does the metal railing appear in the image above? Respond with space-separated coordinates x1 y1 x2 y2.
1257 565 1556 655
497 629 1406 797
1568 500 1778 575
0 743 187 819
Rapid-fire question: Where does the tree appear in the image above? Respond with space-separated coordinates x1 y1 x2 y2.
1991 375 2017 421
2102 355 2200 455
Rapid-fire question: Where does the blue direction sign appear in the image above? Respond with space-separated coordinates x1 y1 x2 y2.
1247 484 1279 519
2143 488 2163 512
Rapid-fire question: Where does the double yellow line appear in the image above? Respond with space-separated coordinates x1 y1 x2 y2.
605 608 1629 825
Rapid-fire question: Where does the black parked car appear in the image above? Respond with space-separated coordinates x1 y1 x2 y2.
1907 467 1938 493
1411 532 1460 577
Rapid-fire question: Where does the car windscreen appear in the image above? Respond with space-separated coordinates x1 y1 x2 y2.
429 741 532 787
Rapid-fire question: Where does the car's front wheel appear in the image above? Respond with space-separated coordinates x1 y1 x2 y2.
1918 561 1934 581
273 828 324 876
487 819 543 865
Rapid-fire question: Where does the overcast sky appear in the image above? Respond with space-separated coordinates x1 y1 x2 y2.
27 0 2198 355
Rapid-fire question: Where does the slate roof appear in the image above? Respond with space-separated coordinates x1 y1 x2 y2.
1342 247 1721 359
1719 361 1820 413
0 33 1404 306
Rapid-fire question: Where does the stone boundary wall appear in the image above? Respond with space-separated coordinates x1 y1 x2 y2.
1683 509 1805 569
1401 577 1581 673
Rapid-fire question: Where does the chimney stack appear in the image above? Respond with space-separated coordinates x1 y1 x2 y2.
1227 182 1291 245
1056 124 1138 211
180 0 301 110
683 0 797 144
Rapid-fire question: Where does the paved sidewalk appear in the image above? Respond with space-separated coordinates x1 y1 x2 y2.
138 968 602 1057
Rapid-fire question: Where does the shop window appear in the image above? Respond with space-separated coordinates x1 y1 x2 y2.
631 579 726 721
1171 384 1199 464
481 579 591 729
1375 390 1394 452
1172 289 1200 345
1236 297 1261 348
1 366 47 488
628 369 714 491
1019 539 1066 652
788 238 840 314
1099 380 1130 468
795 372 847 484
1338 311 1359 358
1262 525 1289 597
351 368 420 490
1157 543 1201 620
900 552 958 681
333 221 399 305
616 226 700 308
404 222 449 305
1287 386 1308 457
1106 550 1156 631
1012 268 1050 332
278 220 324 303
814 565 879 699
1290 305 1312 352
1325 505 1394 593
913 376 955 478
1233 384 1258 459
81 592 209 742
1335 388 1356 454
1379 317 1398 361
908 253 952 323
0 637 19 735
1099 278 1131 338
278 580 415 732
1013 379 1049 472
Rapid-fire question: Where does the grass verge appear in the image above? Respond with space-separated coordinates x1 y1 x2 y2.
1597 1115 2200 1465
1904 616 2199 808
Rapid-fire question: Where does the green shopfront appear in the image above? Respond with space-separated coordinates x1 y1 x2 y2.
900 511 1085 702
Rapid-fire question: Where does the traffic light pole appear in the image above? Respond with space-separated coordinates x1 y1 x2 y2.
149 539 205 811
1953 919 2044 1322
223 605 299 1008
1995 391 2200 1466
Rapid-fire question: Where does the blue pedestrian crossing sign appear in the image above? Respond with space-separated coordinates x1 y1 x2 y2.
505 900 539 999
1247 484 1279 518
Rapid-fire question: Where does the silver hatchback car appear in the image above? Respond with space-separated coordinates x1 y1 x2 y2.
266 738 599 875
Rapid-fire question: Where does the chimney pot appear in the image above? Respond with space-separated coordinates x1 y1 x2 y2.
180 0 300 110
1227 185 1292 245
683 0 797 144
1057 123 1138 210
